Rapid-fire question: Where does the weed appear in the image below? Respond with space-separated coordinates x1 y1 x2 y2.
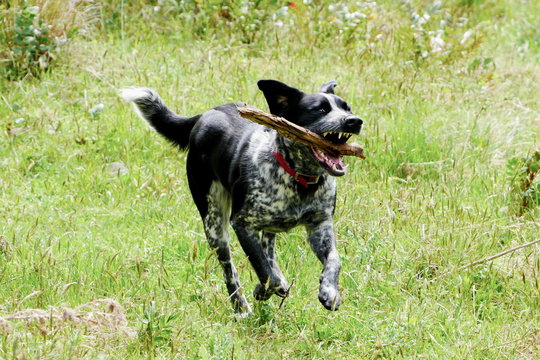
138 302 178 354
0 0 99 80
0 3 57 79
507 151 540 215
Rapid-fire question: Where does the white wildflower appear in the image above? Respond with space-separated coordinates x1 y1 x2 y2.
457 16 468 28
418 13 430 25
275 6 289 17
460 30 472 45
54 37 68 46
430 31 445 53
90 104 105 117
347 11 366 20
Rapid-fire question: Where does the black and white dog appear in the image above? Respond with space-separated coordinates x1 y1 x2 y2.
120 80 363 315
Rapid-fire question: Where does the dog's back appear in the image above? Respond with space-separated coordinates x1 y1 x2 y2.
120 87 264 202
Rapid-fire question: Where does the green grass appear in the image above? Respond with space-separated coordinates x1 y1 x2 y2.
1 0 539 358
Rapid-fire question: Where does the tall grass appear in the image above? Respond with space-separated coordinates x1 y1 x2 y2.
1 0 99 34
0 0 539 358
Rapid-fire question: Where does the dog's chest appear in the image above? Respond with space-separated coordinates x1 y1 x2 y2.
234 161 336 232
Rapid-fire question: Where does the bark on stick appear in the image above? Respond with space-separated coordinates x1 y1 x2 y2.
237 105 365 159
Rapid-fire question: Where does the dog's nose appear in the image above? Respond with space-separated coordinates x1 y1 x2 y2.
343 116 363 133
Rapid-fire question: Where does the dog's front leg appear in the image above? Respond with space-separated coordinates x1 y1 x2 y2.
306 220 342 310
232 225 289 300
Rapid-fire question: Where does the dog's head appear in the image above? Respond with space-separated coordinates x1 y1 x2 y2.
258 79 363 176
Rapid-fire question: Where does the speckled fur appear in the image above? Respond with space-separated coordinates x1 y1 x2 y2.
121 80 363 314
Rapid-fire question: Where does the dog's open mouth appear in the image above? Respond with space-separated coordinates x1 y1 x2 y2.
311 131 355 176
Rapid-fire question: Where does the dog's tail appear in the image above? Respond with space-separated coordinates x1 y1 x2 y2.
119 87 199 149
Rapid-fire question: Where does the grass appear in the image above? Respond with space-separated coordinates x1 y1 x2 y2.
0 0 539 358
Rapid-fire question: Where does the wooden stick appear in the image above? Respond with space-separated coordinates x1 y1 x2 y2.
237 105 365 159
429 238 540 283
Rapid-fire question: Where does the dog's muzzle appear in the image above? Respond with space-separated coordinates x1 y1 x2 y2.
342 115 363 134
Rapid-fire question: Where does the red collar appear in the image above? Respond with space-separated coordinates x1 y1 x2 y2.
273 152 320 188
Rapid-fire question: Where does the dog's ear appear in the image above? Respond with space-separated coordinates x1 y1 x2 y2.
257 80 304 116
319 80 338 94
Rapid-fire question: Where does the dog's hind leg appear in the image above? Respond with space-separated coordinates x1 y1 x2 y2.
252 232 289 300
232 226 289 300
193 179 251 314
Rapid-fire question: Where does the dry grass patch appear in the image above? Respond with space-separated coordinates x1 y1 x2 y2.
0 298 135 339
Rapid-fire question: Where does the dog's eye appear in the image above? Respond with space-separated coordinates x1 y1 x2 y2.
317 106 330 113
344 104 351 112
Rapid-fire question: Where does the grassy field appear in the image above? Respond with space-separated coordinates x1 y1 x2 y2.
1 0 539 358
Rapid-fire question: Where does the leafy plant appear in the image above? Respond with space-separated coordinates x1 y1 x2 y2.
507 151 540 215
138 302 178 354
1 3 57 79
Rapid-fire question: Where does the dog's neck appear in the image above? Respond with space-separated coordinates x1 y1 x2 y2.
274 135 325 178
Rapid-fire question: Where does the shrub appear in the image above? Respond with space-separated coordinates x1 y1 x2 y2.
0 0 98 80
0 3 57 79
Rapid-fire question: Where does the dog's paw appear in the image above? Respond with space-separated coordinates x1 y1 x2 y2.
318 284 341 311
253 283 273 300
231 294 251 315
253 279 289 301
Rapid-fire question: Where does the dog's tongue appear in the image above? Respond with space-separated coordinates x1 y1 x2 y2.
311 147 346 176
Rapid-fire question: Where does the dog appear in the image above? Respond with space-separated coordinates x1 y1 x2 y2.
120 80 363 314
